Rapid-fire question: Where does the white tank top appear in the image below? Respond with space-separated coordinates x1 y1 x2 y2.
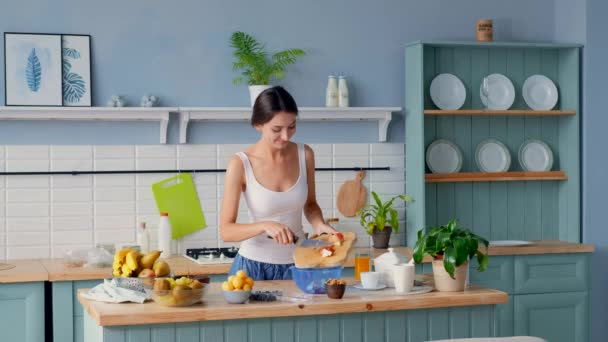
235 143 308 264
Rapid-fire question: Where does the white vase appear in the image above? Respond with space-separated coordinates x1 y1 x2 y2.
248 85 272 106
432 259 468 292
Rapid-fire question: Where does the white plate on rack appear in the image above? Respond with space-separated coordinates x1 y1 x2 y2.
353 283 387 291
519 139 554 172
430 73 466 110
475 139 511 172
490 240 534 247
523 75 558 110
426 140 463 174
480 74 515 110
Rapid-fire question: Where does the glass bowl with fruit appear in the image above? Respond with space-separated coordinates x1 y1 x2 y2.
112 249 172 292
150 276 207 307
222 270 255 304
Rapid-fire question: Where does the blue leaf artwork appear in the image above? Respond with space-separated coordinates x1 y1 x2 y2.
63 72 85 103
26 48 42 92
62 46 86 103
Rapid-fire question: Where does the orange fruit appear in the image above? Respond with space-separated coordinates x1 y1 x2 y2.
245 277 254 286
231 277 244 290
243 284 252 291
236 270 247 279
222 281 234 291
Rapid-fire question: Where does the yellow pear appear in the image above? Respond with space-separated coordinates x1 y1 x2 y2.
140 250 161 269
153 260 171 277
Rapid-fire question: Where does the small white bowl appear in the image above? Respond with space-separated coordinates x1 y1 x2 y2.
223 290 251 304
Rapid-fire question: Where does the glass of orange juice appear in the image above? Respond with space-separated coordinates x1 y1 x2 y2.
354 250 371 280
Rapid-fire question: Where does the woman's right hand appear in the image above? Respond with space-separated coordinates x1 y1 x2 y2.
264 222 294 244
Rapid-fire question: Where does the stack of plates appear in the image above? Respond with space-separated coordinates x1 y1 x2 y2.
519 140 554 171
426 140 463 174
475 139 511 172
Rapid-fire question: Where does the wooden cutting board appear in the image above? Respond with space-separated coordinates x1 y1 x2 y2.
293 232 357 268
336 171 367 217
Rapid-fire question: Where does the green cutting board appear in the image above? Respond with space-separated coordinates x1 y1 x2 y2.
152 173 206 239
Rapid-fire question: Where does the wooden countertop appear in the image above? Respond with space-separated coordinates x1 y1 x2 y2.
346 240 595 264
78 277 508 326
0 241 594 283
40 256 224 282
0 259 49 283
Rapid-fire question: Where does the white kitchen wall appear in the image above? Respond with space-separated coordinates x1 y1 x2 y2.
0 143 405 260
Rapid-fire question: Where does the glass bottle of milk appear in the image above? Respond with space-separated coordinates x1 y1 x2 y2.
325 75 338 107
338 74 349 107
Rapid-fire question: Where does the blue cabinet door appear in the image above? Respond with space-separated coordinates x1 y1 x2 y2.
0 282 45 342
514 292 588 342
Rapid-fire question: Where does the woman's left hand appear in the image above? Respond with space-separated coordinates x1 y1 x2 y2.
316 223 338 235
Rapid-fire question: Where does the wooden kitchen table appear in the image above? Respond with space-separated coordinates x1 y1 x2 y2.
80 277 508 342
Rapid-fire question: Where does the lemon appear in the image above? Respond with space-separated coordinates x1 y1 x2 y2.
236 270 247 279
243 284 252 291
245 277 254 286
228 275 237 284
222 281 234 291
231 277 244 290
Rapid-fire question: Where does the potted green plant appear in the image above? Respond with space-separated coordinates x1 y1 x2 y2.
358 192 412 249
230 31 305 105
412 219 489 292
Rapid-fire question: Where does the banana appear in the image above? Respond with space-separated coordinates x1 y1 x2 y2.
114 248 132 262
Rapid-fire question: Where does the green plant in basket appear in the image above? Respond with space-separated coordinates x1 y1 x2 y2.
230 31 305 85
358 191 412 235
412 219 489 278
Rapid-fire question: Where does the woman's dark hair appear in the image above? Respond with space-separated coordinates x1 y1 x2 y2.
251 86 298 126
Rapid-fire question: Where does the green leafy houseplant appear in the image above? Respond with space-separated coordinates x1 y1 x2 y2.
358 192 413 235
413 219 489 279
230 31 305 85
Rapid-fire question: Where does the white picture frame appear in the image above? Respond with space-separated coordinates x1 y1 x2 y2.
61 34 92 106
4 32 63 106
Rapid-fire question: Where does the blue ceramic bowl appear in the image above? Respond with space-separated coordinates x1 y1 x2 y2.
289 266 343 294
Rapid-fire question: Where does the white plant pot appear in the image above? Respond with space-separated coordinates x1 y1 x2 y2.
432 259 468 292
248 85 272 106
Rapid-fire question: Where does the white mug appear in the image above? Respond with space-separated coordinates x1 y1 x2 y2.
360 271 380 289
393 263 415 293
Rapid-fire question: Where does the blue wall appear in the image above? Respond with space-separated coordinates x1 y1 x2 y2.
0 0 557 144
582 0 606 340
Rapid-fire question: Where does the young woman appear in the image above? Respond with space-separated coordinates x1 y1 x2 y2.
220 86 337 280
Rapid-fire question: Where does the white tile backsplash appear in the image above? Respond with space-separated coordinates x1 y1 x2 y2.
7 203 49 217
6 160 50 172
0 143 405 258
7 189 49 203
6 146 49 160
94 146 135 159
8 246 50 259
7 218 49 232
51 146 92 160
52 188 93 202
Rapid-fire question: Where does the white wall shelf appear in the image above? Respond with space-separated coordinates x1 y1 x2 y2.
0 106 401 144
178 107 400 143
0 107 176 144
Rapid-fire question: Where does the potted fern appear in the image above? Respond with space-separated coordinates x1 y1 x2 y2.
412 219 489 291
358 192 413 249
230 31 305 105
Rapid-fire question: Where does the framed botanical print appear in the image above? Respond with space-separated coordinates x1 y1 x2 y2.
61 34 92 106
4 32 63 106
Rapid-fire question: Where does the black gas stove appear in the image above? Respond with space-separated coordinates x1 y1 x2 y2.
184 247 239 264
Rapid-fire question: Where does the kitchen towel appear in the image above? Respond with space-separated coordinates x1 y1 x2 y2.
81 278 150 304
152 173 206 239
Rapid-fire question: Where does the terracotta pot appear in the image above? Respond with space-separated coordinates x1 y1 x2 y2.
432 259 468 292
371 227 392 249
